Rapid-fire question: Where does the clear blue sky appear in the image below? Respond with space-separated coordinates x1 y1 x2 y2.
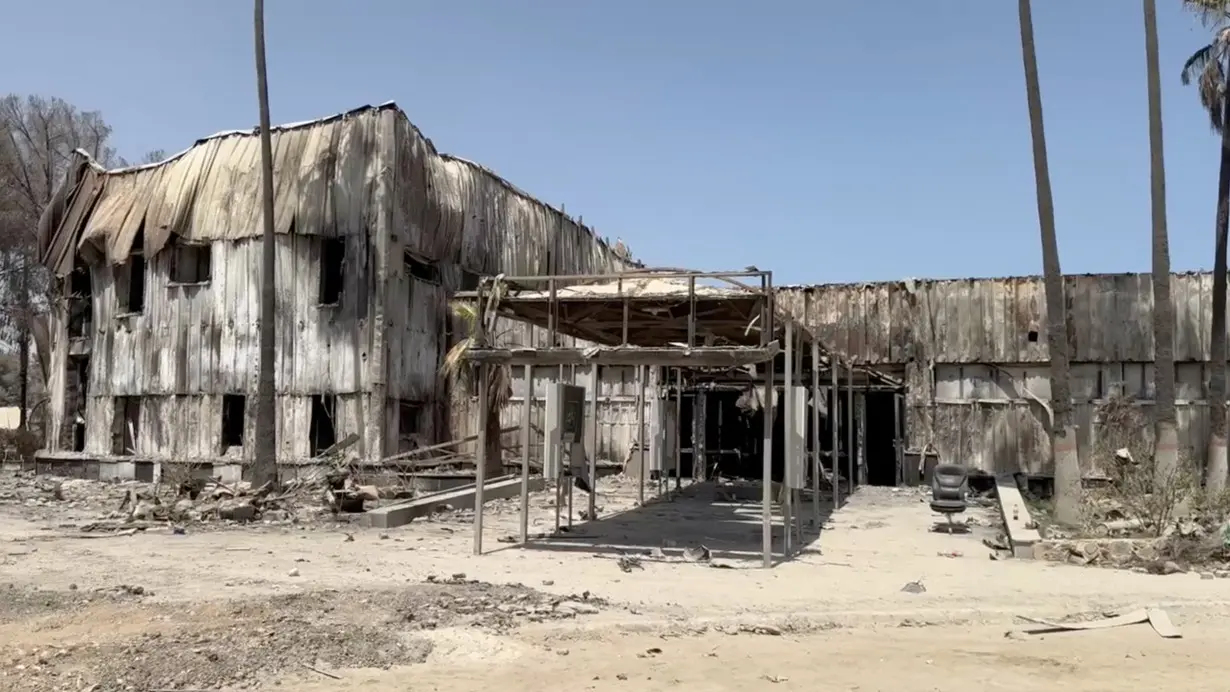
3 1 1225 284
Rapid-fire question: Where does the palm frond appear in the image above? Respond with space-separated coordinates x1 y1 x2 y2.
441 335 474 381
439 296 513 411
1182 43 1216 86
1182 43 1228 132
1183 0 1230 27
449 300 478 332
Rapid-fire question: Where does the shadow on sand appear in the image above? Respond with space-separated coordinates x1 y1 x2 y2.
516 480 837 567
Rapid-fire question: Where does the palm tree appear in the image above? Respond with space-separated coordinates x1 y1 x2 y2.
1018 0 1081 525
1181 0 1230 492
1145 0 1179 489
442 299 510 477
253 0 278 485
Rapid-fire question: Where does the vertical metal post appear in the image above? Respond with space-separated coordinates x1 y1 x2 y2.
474 363 489 556
588 364 599 521
674 369 683 491
567 363 576 528
831 359 840 508
792 328 804 545
857 393 867 486
519 363 532 543
636 364 646 505
846 361 854 499
761 355 775 569
687 275 697 347
811 340 820 526
547 278 557 347
620 274 630 345
894 392 904 486
783 320 794 557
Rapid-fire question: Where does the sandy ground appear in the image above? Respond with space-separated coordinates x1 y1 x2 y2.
2 475 1229 690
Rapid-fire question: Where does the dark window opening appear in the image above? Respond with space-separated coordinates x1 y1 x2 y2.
116 228 146 314
398 400 423 454
459 269 480 292
71 356 89 452
1026 330 1039 343
319 238 344 305
170 237 212 284
405 252 440 284
72 422 86 453
115 256 146 314
221 394 246 448
73 355 90 401
68 259 93 338
112 396 140 456
309 394 337 456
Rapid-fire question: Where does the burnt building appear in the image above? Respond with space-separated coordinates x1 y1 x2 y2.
779 273 1221 481
35 103 630 481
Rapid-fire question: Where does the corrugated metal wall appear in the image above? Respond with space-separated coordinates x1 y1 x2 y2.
777 273 1223 477
777 273 1214 364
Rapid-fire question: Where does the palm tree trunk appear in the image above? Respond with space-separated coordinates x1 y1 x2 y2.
1206 70 1230 493
484 368 503 478
17 254 28 431
1144 0 1179 487
253 0 278 485
1019 0 1081 525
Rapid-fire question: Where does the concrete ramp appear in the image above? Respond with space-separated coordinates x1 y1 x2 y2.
364 475 545 529
995 473 1042 558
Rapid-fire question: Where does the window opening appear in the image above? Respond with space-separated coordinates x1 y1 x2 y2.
112 396 140 455
170 236 212 284
404 252 440 284
319 238 344 305
398 400 423 453
221 394 246 448
116 228 146 314
309 394 337 456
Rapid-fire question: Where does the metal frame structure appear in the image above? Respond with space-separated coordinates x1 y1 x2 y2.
456 268 884 568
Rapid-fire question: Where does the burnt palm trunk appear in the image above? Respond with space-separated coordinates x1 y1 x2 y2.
484 367 503 478
1144 0 1179 487
17 254 28 431
1019 0 1081 524
253 0 278 485
1206 67 1230 493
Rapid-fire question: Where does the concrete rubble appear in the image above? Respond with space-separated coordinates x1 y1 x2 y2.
0 469 429 532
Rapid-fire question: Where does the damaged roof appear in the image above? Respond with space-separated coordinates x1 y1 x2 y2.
38 102 629 278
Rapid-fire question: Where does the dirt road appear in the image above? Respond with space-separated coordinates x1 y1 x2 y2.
288 624 1230 692
1 476 1226 691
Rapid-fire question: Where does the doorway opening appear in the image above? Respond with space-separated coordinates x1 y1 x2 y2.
309 394 337 456
679 388 762 481
864 391 901 486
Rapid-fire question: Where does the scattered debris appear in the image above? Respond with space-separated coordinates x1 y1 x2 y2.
616 555 644 572
1016 608 1181 639
0 579 603 690
901 579 926 594
682 545 711 563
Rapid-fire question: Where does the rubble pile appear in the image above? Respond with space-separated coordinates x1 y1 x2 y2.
0 579 604 692
1033 534 1230 575
0 469 411 531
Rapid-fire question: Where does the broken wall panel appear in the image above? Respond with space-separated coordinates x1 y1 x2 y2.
785 273 1230 479
88 234 374 398
782 272 1228 365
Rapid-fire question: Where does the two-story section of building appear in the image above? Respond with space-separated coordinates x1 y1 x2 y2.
35 102 631 481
